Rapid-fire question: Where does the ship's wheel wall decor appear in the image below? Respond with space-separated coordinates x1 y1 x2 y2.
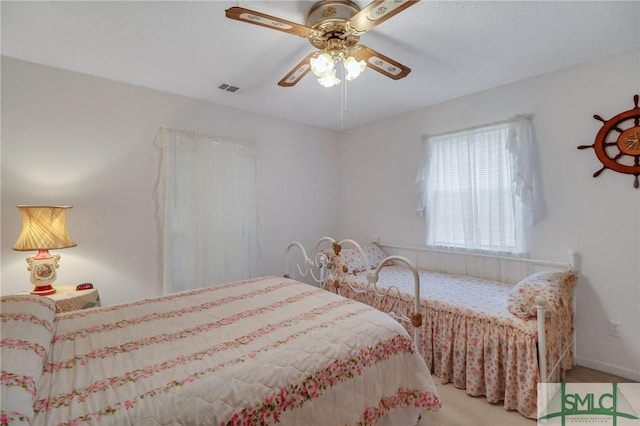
578 94 640 188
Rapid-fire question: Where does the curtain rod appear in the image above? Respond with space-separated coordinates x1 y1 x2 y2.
422 114 534 140
156 126 254 145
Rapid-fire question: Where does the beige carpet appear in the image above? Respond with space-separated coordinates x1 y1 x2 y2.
418 381 535 426
418 366 636 426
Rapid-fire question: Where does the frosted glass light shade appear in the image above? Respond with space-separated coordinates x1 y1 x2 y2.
317 70 341 88
13 206 76 251
344 56 366 81
310 52 334 77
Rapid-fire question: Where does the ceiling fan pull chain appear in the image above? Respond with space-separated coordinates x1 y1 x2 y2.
341 66 347 132
341 86 345 132
343 66 348 112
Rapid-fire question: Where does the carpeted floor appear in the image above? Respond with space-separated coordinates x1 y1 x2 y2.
418 381 535 426
418 366 636 425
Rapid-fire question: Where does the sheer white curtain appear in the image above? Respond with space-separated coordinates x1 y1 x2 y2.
155 128 260 294
416 115 539 254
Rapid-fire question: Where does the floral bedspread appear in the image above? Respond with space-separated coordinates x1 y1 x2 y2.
3 276 440 426
334 266 575 419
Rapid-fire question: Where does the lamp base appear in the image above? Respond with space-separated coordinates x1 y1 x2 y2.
31 284 57 296
25 250 60 296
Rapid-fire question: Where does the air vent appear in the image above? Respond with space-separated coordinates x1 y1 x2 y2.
218 84 240 93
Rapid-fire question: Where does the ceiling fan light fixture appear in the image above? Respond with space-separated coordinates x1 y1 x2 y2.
310 50 365 87
344 56 366 81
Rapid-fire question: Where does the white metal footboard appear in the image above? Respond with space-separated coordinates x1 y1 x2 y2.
284 237 335 285
285 237 424 350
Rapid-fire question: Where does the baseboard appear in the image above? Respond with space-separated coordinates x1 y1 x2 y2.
575 356 640 381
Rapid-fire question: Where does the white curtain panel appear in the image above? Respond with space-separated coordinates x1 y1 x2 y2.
155 128 259 293
416 115 538 254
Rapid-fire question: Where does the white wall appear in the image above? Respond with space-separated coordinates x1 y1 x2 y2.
337 49 640 380
1 56 341 305
2 50 639 381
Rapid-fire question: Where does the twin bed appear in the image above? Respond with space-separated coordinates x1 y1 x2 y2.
1 275 440 426
285 237 578 419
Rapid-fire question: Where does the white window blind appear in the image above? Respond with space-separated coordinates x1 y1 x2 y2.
416 115 539 254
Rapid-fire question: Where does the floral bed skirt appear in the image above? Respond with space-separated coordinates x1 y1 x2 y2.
337 279 574 419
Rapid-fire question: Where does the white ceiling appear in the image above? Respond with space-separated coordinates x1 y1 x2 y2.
2 1 639 131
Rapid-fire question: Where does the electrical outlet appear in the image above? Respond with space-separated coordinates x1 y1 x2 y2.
609 320 622 337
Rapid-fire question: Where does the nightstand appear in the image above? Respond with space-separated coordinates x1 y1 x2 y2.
34 285 101 313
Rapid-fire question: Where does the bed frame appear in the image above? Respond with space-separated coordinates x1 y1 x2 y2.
285 237 577 384
378 242 577 384
285 237 423 349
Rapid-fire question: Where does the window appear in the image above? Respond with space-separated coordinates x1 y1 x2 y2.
155 128 260 293
416 115 539 254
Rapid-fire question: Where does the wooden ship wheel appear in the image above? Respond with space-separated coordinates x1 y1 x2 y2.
578 95 640 188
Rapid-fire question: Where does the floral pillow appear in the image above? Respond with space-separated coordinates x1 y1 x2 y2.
1 295 57 425
329 243 388 274
337 248 366 273
507 269 578 318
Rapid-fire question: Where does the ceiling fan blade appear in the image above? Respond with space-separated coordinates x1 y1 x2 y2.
348 0 420 34
352 45 411 80
225 6 314 38
278 52 315 87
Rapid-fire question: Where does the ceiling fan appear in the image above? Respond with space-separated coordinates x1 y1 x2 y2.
225 0 420 88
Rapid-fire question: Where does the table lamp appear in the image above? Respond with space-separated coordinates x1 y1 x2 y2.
13 205 77 295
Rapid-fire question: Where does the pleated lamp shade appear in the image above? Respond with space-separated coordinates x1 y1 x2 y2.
13 206 77 251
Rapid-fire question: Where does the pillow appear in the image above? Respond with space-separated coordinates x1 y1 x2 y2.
1 295 57 425
363 243 387 269
334 248 366 273
323 243 388 274
507 269 578 318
